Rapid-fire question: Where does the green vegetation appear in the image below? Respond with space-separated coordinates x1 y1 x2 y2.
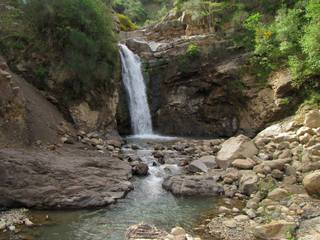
0 0 119 100
112 0 172 25
258 178 276 199
117 13 138 31
244 0 320 91
186 43 201 59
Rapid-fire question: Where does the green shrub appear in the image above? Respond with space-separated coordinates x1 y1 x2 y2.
186 43 201 59
117 13 138 31
25 0 118 97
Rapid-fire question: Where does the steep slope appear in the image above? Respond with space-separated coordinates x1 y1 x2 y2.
0 56 73 147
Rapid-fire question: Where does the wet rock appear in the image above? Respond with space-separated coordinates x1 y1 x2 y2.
232 158 256 170
125 224 168 240
303 170 320 197
239 172 258 196
163 174 224 196
216 135 258 169
132 162 149 176
253 220 297 240
188 155 217 173
304 110 320 129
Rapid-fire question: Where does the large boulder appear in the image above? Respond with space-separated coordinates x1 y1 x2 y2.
217 135 258 169
162 174 224 196
304 110 320 129
303 171 320 197
188 155 217 173
132 162 149 176
239 171 258 196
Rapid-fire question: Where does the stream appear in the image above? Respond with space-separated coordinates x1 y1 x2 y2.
15 138 221 240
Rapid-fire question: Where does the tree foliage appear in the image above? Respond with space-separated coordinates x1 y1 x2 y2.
25 0 119 97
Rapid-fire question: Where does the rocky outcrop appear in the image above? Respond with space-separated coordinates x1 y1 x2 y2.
118 17 298 137
0 147 132 209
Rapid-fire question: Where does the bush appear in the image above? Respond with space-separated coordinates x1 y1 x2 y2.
117 13 138 31
186 43 201 59
25 0 118 97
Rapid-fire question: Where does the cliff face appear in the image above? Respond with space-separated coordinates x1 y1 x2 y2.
118 13 298 137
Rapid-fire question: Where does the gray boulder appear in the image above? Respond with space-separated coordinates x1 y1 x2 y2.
188 155 217 173
239 171 258 196
163 174 224 196
217 135 258 169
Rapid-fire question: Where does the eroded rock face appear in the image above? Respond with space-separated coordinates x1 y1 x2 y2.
118 18 298 137
0 148 132 209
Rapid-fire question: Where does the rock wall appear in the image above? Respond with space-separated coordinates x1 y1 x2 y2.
118 18 299 137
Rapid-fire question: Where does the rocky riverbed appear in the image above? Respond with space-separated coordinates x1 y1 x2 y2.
1 110 320 240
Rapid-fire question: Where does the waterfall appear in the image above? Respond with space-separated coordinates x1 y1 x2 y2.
119 44 153 136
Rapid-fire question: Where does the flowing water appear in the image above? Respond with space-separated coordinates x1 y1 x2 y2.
1 45 222 240
119 44 153 136
17 140 220 240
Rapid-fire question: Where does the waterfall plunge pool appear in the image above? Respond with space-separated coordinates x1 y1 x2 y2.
7 140 225 240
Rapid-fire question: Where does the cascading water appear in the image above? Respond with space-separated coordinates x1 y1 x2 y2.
119 44 153 136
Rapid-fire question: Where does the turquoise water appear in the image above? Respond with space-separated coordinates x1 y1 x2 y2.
5 142 220 240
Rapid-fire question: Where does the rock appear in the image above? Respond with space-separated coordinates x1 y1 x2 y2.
234 215 249 222
245 209 256 219
171 227 186 236
253 221 297 240
218 206 232 214
239 172 258 195
8 225 15 231
0 148 132 209
125 224 168 240
271 169 284 180
261 158 292 170
232 158 256 170
0 219 5 230
188 155 217 173
60 136 74 144
132 162 149 176
216 135 258 169
223 219 237 228
267 188 289 201
297 216 320 240
303 171 320 197
254 164 272 175
162 174 224 196
304 110 320 129
23 218 34 226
